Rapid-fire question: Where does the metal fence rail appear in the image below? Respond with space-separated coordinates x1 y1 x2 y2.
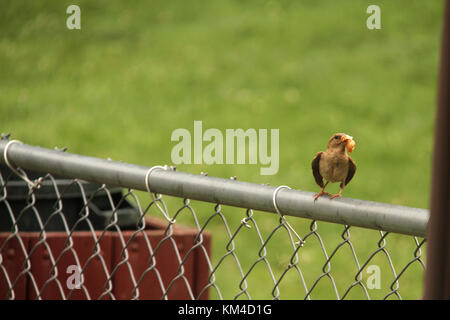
0 138 428 300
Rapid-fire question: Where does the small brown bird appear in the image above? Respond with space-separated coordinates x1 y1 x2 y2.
311 133 356 201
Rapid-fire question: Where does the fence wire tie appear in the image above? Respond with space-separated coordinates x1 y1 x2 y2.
145 165 176 224
272 185 305 247
3 139 44 192
240 217 252 229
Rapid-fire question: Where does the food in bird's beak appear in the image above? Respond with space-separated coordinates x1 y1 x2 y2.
346 139 355 153
341 135 355 153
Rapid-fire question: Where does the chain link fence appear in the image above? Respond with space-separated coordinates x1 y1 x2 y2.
0 138 428 300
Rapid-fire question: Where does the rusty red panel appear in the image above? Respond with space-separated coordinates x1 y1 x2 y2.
26 231 113 300
111 231 166 299
0 233 30 300
111 220 211 300
112 230 196 299
144 217 211 299
1 217 212 300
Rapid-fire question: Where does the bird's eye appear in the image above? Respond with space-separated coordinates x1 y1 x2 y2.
334 135 339 140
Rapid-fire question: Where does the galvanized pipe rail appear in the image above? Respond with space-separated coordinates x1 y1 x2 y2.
0 139 429 237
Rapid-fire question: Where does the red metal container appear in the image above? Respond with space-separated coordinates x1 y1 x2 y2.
0 217 211 300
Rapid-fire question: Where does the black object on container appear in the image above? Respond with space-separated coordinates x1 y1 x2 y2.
0 165 140 232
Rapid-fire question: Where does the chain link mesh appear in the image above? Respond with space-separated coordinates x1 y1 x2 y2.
0 163 426 300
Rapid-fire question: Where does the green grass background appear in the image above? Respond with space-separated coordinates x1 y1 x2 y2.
0 0 443 299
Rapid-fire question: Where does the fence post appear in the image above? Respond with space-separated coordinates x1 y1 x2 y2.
424 0 450 300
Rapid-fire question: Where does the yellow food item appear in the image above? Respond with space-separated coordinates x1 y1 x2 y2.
346 139 355 153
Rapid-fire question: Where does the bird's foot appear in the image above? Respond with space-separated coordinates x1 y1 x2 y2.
314 191 330 201
330 192 342 199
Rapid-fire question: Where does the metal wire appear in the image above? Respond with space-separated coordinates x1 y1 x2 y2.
0 139 427 300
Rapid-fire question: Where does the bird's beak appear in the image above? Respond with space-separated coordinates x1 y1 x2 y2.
341 135 355 153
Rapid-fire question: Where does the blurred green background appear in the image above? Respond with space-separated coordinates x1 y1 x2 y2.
0 0 443 299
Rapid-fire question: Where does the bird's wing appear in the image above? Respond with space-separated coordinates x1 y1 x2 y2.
311 152 324 188
345 156 357 186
